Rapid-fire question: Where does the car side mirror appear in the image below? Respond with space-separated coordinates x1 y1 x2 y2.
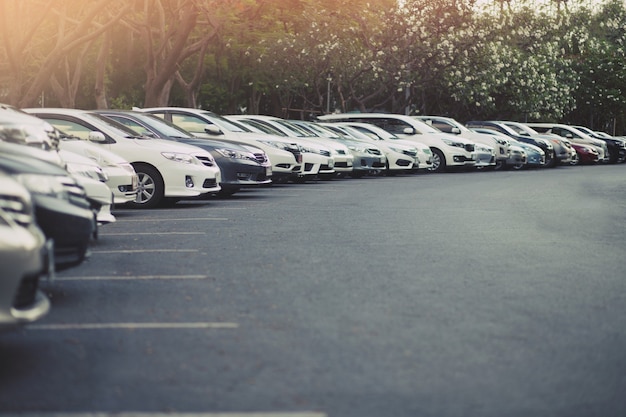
204 124 223 136
88 131 106 142
403 127 416 135
450 127 461 134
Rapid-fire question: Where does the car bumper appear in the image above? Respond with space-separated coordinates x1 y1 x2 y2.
33 194 95 270
0 224 51 330
214 157 272 187
161 163 222 197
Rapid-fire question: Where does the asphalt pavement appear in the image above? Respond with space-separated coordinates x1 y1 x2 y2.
1 165 625 417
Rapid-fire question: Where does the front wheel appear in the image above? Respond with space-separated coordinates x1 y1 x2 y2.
428 149 446 173
128 164 164 209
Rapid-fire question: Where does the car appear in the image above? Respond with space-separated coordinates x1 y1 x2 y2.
0 103 59 151
318 123 418 175
59 148 116 225
94 110 272 196
23 108 222 208
525 123 609 163
497 121 574 165
318 112 477 172
465 120 556 167
0 143 96 270
134 107 304 184
57 132 138 205
414 115 510 170
568 142 600 165
470 128 546 169
325 121 434 172
472 143 497 170
227 115 352 179
219 114 331 181
571 125 626 164
289 120 387 178
0 174 51 331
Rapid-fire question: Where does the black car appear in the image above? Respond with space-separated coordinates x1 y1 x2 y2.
0 143 95 270
94 110 272 196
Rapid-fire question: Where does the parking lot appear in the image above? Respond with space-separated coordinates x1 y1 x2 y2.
1 166 626 417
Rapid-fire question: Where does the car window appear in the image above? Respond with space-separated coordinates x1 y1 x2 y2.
39 118 92 140
108 116 152 136
171 114 211 135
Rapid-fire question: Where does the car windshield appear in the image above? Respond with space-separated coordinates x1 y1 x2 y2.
129 113 195 138
86 113 150 138
198 111 250 133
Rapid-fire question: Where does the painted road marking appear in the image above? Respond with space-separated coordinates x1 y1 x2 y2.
115 217 228 222
28 322 239 330
54 275 209 281
0 413 326 417
89 249 199 254
102 232 207 236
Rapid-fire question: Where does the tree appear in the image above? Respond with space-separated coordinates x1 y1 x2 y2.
0 0 130 108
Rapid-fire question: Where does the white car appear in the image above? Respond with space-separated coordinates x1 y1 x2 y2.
318 113 477 172
23 108 221 208
227 115 347 178
328 121 434 172
414 115 510 170
319 123 415 175
58 135 138 205
59 149 116 226
135 107 305 183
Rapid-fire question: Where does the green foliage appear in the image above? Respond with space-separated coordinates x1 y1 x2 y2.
2 0 626 132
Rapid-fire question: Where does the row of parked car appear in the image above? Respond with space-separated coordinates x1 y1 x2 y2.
2 103 625 332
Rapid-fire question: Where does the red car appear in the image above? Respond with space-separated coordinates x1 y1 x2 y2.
570 142 600 165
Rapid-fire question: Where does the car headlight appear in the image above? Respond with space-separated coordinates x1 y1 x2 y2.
389 146 408 153
347 144 368 153
161 152 195 164
441 138 465 148
66 161 108 182
116 162 137 175
16 174 68 199
215 148 256 160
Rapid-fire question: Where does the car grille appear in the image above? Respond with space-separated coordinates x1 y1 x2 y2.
59 176 91 209
0 194 32 227
252 152 269 164
195 155 215 167
367 148 382 155
465 144 475 152
12 273 41 309
320 150 331 157
403 150 418 157
202 179 218 189
337 150 347 155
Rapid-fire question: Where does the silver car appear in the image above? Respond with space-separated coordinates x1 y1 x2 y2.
0 174 51 331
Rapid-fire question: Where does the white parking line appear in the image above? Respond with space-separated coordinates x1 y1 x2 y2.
102 232 207 236
0 413 326 417
90 249 199 254
28 322 239 330
117 217 228 222
54 275 209 281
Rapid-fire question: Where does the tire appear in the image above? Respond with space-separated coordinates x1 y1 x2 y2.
545 151 558 168
128 164 164 209
569 152 580 166
494 159 505 171
429 148 446 173
511 161 525 170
